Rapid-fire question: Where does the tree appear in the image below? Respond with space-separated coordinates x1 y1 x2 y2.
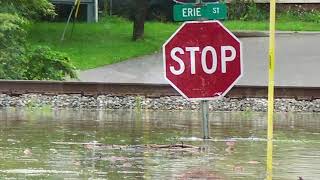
132 0 149 41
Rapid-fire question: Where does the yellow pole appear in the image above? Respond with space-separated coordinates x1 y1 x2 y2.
75 0 81 18
267 0 276 178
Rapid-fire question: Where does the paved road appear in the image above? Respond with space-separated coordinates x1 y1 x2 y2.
80 33 320 87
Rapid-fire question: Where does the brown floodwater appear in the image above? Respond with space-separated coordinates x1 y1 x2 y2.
0 108 319 179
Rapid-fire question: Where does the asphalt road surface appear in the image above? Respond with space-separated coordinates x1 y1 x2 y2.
80 33 320 87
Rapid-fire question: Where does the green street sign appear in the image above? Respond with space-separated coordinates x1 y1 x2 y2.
173 3 227 21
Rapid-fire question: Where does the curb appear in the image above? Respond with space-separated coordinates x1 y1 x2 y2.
233 31 320 37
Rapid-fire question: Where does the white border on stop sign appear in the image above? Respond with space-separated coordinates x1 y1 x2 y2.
162 20 243 101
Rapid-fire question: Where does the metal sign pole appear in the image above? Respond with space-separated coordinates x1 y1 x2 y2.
196 0 202 4
201 100 210 139
197 0 209 140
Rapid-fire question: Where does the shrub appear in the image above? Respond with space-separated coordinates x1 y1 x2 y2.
228 0 268 21
25 46 77 81
278 9 320 23
0 13 77 80
0 0 56 20
0 1 77 81
0 13 28 79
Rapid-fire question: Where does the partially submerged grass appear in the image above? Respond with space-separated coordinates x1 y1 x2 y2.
27 16 320 70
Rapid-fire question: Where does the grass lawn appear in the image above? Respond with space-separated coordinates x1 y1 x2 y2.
28 17 178 70
27 17 320 70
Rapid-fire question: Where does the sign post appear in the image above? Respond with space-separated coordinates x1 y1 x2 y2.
201 100 210 139
163 21 243 139
197 0 210 139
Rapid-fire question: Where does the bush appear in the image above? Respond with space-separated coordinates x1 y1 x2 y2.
0 13 28 79
0 0 56 20
278 9 320 23
0 13 77 80
0 1 76 81
25 46 77 81
228 0 268 21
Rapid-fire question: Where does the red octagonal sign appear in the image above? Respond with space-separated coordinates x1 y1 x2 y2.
163 21 243 100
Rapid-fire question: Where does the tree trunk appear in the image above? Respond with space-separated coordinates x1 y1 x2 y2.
132 0 148 41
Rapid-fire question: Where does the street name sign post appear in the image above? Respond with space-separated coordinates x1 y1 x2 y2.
173 3 227 21
173 0 219 3
163 21 243 138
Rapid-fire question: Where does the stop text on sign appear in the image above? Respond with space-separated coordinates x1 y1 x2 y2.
170 46 236 75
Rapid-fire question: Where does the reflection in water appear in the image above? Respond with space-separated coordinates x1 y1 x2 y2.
0 108 319 179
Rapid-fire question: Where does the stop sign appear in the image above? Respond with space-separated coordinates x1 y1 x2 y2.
163 21 243 100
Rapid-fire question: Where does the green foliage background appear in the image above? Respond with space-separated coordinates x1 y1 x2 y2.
0 0 77 80
228 0 268 21
0 13 27 79
0 0 56 19
228 0 320 22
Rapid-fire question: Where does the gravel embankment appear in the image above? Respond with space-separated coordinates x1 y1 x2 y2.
0 94 319 112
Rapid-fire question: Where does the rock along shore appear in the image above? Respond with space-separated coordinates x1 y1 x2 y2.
0 94 320 112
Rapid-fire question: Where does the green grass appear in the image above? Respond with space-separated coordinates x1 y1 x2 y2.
27 16 320 70
28 17 179 70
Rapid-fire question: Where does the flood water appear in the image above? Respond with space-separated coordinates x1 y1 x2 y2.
0 108 319 179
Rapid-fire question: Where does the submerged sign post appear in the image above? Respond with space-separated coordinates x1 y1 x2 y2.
163 21 243 138
166 0 241 139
